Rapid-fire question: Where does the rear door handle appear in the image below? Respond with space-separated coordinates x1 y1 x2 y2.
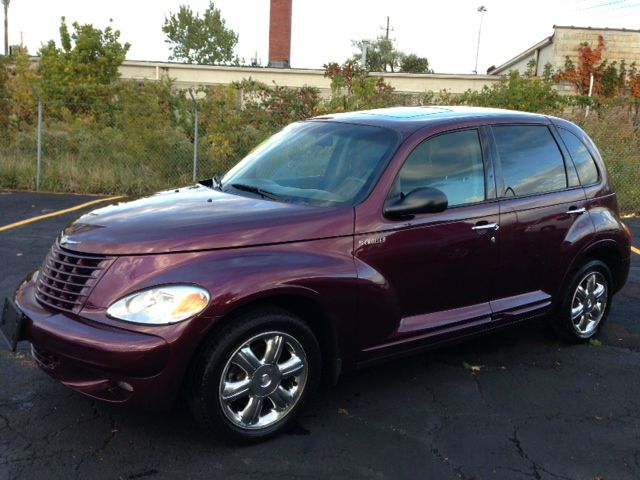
567 207 586 215
472 222 500 231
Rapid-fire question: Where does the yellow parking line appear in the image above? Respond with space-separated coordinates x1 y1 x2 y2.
0 196 123 233
632 246 640 256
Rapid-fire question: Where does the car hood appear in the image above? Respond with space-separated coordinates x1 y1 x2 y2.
61 185 354 255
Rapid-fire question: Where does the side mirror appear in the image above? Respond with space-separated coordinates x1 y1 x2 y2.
384 187 448 219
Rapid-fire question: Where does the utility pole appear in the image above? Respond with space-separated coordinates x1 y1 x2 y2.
3 0 9 56
380 16 393 40
474 6 487 74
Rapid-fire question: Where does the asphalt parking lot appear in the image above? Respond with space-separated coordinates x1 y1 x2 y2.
1 190 639 480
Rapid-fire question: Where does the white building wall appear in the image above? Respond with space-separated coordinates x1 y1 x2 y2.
536 44 555 75
118 61 501 96
503 53 537 75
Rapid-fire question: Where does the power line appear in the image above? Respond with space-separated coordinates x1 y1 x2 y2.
595 0 640 13
570 0 622 11
575 0 628 10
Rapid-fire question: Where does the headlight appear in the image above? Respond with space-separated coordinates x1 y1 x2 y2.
107 285 210 325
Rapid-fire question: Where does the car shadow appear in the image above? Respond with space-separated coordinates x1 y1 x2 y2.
93 319 559 447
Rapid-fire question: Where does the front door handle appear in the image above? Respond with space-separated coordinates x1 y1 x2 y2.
567 207 586 215
472 222 500 231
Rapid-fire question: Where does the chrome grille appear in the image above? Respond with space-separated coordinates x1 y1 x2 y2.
35 242 113 313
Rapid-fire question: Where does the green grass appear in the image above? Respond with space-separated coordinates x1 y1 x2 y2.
0 123 213 196
0 149 196 196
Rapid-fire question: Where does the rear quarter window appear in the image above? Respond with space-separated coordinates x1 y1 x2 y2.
492 125 567 197
557 128 600 186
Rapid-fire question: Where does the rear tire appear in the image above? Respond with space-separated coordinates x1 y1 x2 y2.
187 306 320 443
551 260 612 343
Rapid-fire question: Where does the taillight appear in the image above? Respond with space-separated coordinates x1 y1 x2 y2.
622 222 633 244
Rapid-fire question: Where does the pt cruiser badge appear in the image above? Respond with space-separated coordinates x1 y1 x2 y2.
357 236 387 247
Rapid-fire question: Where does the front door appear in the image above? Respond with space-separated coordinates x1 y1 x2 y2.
355 128 499 356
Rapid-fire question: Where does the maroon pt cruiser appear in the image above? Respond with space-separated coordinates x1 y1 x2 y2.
1 107 632 441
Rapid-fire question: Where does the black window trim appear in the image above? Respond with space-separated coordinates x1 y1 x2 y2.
548 125 581 189
384 126 497 213
487 123 577 200
554 126 602 187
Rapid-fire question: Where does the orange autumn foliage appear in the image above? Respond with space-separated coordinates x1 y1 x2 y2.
630 64 640 98
554 35 606 95
554 35 640 100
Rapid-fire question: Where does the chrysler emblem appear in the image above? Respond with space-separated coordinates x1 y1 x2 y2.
60 235 79 246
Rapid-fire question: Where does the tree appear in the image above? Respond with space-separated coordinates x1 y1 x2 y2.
354 38 432 74
163 2 238 65
353 38 402 72
0 54 10 131
38 17 130 111
454 68 564 113
5 47 42 126
554 36 606 96
401 53 433 74
553 35 640 100
323 60 397 111
630 62 640 99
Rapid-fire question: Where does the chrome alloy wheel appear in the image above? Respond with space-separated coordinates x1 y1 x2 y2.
571 271 608 336
219 331 308 430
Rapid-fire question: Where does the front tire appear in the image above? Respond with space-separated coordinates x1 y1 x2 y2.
187 306 320 442
552 260 612 343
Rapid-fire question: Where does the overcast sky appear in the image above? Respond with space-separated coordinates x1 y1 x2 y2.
4 0 640 74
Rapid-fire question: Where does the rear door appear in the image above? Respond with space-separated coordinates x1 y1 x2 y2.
489 124 588 318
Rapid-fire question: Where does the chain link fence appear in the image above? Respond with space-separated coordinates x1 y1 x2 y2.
598 147 640 216
1 96 37 190
0 86 639 214
0 86 215 197
569 108 640 215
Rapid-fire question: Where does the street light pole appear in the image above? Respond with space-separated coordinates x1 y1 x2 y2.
3 0 9 56
362 40 370 71
474 5 487 74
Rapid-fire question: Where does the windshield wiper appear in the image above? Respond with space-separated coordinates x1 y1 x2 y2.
230 183 280 200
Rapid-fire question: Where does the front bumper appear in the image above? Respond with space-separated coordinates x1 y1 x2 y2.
7 272 180 409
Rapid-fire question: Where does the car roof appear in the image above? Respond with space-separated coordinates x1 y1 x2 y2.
311 106 549 137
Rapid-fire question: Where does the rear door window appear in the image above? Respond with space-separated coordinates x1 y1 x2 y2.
557 128 600 186
492 125 567 197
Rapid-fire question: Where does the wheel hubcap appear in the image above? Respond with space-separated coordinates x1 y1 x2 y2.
219 331 307 430
260 374 271 388
571 271 607 336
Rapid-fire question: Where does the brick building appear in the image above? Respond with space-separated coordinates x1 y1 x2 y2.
268 0 292 68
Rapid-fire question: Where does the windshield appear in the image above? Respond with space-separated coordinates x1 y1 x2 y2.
221 121 401 207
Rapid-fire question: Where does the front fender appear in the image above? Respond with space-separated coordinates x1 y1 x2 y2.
83 236 359 366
